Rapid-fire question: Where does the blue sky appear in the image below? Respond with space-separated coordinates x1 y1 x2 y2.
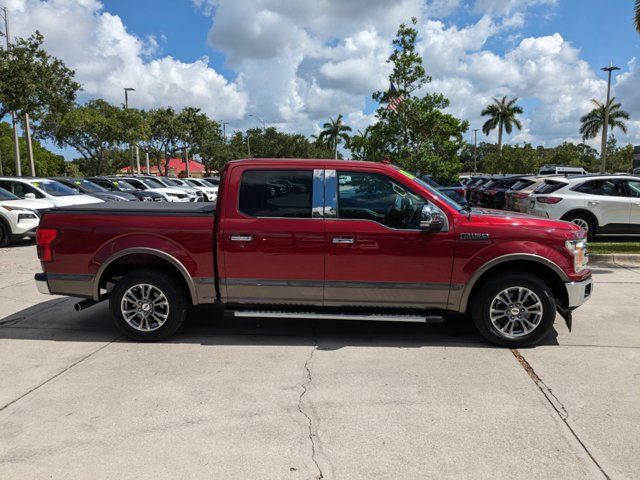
7 0 640 159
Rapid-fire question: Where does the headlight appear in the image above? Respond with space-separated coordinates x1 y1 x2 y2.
18 212 38 221
565 239 588 273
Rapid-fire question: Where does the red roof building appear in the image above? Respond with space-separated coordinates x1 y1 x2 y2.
120 158 207 177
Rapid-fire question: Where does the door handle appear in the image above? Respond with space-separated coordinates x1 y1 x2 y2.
230 235 253 242
332 237 354 244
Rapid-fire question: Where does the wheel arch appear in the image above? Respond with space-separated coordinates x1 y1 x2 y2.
458 254 569 314
93 248 198 304
561 209 598 229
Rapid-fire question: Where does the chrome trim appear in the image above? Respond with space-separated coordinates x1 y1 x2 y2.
93 247 200 304
332 237 354 244
324 169 337 218
565 277 593 308
230 235 253 242
35 274 51 295
455 253 570 313
312 169 325 218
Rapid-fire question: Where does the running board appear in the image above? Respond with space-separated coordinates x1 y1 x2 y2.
232 310 444 323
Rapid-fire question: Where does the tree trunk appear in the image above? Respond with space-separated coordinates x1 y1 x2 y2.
95 151 103 176
334 141 338 160
497 119 503 156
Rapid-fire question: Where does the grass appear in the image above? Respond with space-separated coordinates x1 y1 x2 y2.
588 242 640 254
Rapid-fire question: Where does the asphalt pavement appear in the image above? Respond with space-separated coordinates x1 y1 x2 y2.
0 241 638 479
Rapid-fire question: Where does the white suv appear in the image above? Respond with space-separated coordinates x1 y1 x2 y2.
0 177 103 207
528 175 640 236
0 187 54 246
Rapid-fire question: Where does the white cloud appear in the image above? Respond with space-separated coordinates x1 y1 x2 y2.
6 0 248 120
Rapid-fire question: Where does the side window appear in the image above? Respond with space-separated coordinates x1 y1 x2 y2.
0 180 12 194
575 179 626 197
12 182 44 199
627 180 640 198
337 171 425 229
239 170 313 218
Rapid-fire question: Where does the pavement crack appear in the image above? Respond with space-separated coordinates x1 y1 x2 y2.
511 349 611 480
0 335 121 413
297 342 323 479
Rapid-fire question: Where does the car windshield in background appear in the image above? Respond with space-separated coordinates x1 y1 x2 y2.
185 179 199 187
0 186 19 200
393 169 464 211
200 179 216 187
72 179 108 193
534 180 567 194
111 180 136 191
510 179 534 191
140 178 164 189
162 178 182 186
170 179 189 186
31 180 79 196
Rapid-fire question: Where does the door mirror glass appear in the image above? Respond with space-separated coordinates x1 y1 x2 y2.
420 204 445 232
24 193 36 200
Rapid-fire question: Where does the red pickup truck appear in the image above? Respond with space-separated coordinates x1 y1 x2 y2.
34 159 592 346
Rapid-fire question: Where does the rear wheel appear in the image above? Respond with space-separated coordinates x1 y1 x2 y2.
109 268 189 341
471 272 556 347
563 212 595 238
0 221 10 247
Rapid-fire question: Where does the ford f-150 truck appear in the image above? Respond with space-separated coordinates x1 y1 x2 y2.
34 159 592 346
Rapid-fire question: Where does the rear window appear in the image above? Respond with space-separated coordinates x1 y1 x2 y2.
239 170 313 218
509 179 534 191
533 180 567 194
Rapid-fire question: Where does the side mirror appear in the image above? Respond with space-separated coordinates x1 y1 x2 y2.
24 193 36 200
420 204 446 232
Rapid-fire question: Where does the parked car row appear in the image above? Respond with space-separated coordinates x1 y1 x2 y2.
462 170 640 237
0 175 219 246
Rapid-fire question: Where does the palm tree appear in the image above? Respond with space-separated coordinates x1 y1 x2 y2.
635 0 640 33
579 98 629 145
481 96 523 154
318 114 352 159
347 127 370 160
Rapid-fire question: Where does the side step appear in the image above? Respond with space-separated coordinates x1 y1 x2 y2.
233 310 444 323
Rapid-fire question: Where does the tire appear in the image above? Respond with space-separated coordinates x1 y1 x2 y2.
0 221 10 247
563 212 595 238
109 268 189 341
470 272 556 347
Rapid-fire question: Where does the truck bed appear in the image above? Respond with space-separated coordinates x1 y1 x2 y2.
50 201 216 216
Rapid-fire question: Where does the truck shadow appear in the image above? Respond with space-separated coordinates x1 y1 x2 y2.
0 297 560 349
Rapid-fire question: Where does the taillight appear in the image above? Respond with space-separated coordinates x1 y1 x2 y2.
456 188 466 196
36 228 58 262
514 192 529 199
484 189 497 195
537 196 562 204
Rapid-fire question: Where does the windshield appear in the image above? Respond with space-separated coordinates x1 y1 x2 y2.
72 179 108 193
185 179 200 187
169 178 188 186
140 178 164 189
110 179 136 191
392 168 464 211
0 187 18 200
30 180 79 197
200 179 216 187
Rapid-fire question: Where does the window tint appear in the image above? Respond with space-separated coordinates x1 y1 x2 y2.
534 180 567 194
239 170 313 218
337 172 425 229
0 187 18 200
9 181 45 199
30 180 78 197
574 179 626 197
510 179 534 191
627 180 640 198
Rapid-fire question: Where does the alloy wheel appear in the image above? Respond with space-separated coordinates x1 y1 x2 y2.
489 287 544 338
120 283 170 332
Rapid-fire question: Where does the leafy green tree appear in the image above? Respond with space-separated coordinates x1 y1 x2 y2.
0 121 64 175
348 128 371 160
367 18 468 182
137 107 188 176
481 96 523 154
40 99 144 175
318 114 352 159
605 135 635 172
0 31 80 123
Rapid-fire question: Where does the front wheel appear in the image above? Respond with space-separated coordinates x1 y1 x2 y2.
563 213 595 238
470 272 556 347
109 268 189 341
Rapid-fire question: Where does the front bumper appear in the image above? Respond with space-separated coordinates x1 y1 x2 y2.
35 272 51 295
565 277 593 308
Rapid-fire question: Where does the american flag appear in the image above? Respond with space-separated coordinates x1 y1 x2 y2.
387 82 405 112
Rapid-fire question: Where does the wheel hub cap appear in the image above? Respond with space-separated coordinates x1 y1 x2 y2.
121 284 169 332
490 287 544 338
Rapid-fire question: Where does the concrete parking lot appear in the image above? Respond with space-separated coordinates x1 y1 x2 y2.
0 241 638 479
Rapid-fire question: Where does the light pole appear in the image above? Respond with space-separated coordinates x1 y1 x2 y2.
600 62 620 174
123 87 136 173
249 114 266 130
221 121 229 144
0 7 21 176
473 129 479 173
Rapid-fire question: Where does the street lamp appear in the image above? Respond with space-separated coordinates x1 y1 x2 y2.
124 87 135 109
249 114 266 130
221 121 229 144
123 87 136 173
0 7 22 176
473 129 479 173
599 62 620 174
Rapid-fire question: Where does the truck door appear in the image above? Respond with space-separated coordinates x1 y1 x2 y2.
323 169 456 309
219 166 325 305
